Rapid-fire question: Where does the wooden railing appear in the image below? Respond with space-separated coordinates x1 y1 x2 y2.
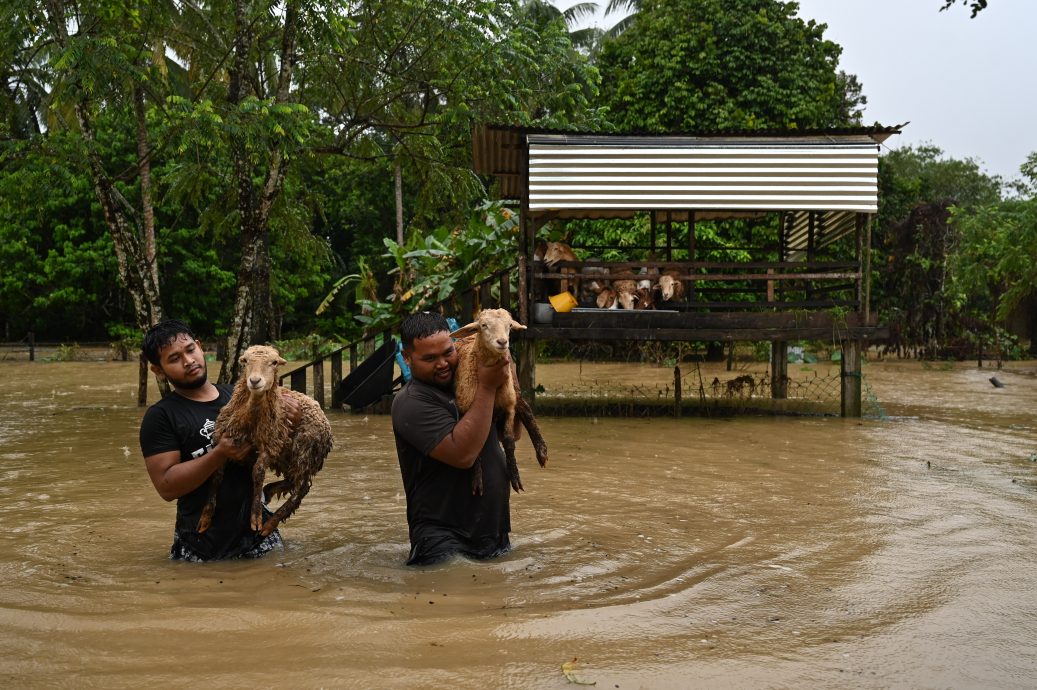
536 260 862 312
279 266 517 408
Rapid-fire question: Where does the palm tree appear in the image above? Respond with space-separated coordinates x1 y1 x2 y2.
522 1 605 53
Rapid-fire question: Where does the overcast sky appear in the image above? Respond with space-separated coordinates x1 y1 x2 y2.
793 0 1036 184
566 1 1036 184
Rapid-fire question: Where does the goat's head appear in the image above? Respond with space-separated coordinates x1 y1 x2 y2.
596 287 618 309
238 345 286 394
543 241 576 267
450 308 526 356
635 286 655 310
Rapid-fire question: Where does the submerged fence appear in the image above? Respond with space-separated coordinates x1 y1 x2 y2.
532 361 886 418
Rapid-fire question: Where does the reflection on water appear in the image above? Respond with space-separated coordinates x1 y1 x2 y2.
1 360 1036 688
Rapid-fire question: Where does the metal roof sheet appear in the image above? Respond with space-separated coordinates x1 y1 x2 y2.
472 123 904 217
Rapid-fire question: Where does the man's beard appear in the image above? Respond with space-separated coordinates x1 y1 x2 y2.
168 364 208 390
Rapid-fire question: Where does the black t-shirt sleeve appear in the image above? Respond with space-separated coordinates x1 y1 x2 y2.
139 406 181 458
391 382 457 456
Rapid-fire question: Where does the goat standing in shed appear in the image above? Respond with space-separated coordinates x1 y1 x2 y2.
198 345 333 537
450 309 548 494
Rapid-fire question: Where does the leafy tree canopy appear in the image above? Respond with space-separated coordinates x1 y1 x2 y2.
595 0 866 132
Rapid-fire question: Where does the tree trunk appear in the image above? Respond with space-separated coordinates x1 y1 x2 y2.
395 160 404 244
219 0 299 383
46 1 165 403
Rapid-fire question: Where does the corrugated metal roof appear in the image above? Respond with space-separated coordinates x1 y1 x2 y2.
472 123 904 216
528 140 879 212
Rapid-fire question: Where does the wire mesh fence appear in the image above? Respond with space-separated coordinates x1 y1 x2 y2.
532 346 887 418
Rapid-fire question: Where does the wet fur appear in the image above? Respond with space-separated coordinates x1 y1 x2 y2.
451 309 548 494
198 345 332 536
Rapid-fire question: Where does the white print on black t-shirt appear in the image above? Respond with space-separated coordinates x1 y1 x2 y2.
189 417 218 458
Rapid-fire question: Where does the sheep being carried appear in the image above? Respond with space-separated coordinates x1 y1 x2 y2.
450 309 548 495
198 345 333 537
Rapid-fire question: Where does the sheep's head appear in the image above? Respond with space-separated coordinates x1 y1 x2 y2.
658 274 679 301
450 308 526 356
238 345 286 394
596 287 617 309
617 289 638 310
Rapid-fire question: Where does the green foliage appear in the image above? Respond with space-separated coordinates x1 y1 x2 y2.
346 201 520 334
50 343 82 362
596 0 864 132
274 333 339 361
872 145 1006 357
949 193 1037 323
877 145 1002 230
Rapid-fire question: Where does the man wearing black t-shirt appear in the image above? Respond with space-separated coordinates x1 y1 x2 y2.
391 311 518 566
139 320 292 561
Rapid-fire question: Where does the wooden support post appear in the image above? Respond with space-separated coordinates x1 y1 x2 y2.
855 212 865 313
806 211 816 300
864 214 873 323
771 340 788 400
517 254 528 324
500 272 510 311
479 281 491 314
28 331 35 361
665 210 672 261
313 359 325 409
517 337 536 408
649 212 657 256
331 351 343 408
687 212 696 302
841 339 862 418
673 365 682 417
349 344 358 372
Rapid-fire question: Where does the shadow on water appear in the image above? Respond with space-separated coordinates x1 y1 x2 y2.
0 360 1036 688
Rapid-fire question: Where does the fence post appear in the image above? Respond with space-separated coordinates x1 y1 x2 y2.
28 331 35 361
138 352 149 407
771 341 788 400
331 350 343 408
840 339 862 418
290 367 306 395
313 360 325 409
673 366 682 417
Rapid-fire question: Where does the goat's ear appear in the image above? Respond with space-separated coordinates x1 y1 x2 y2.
276 356 287 366
450 323 479 339
509 317 527 331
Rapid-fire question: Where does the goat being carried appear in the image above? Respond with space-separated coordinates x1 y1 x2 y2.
198 345 333 537
450 309 548 494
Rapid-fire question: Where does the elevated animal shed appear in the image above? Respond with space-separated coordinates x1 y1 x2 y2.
472 124 903 416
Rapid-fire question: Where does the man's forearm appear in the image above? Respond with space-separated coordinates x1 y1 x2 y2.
430 384 497 468
147 445 229 501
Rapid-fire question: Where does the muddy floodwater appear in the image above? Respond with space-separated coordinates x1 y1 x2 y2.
2 358 1036 689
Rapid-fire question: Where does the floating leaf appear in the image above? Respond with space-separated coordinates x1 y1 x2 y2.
561 657 596 685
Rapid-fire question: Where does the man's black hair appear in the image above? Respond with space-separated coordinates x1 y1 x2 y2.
400 311 450 350
142 319 197 365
